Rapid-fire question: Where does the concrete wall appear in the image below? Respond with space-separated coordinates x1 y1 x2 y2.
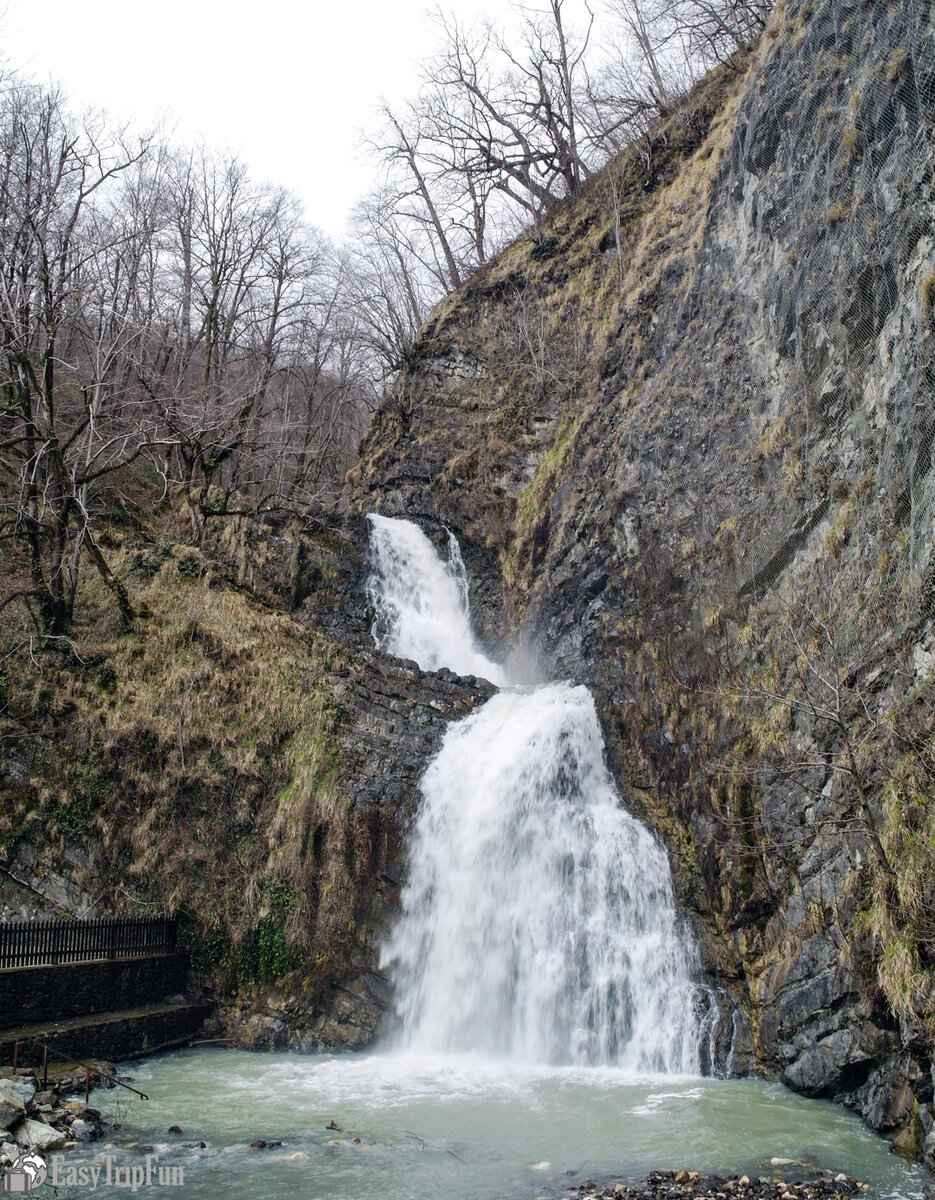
0 1003 211 1067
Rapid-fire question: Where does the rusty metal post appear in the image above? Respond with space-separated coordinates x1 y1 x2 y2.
12 1040 17 1072
42 1044 48 1090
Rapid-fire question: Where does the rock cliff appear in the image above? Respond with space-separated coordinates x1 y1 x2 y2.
352 0 935 1163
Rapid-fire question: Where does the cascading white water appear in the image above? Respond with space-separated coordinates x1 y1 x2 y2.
385 684 702 1070
367 513 701 1073
367 513 506 685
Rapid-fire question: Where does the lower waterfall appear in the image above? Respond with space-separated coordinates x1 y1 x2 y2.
368 513 702 1072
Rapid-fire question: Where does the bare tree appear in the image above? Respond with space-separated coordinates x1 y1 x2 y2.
370 104 468 295
0 77 150 633
420 2 597 222
132 149 354 539
0 76 380 635
602 0 769 124
346 192 441 379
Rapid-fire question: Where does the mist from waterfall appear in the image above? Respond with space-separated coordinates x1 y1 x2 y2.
367 513 702 1073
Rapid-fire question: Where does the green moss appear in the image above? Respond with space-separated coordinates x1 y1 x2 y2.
237 918 300 984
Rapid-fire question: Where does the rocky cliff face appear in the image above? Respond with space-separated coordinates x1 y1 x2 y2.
352 0 935 1163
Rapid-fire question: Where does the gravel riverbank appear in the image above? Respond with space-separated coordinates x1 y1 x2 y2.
554 1168 910 1200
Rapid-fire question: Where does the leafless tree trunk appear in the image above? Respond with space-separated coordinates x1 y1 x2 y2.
0 77 149 633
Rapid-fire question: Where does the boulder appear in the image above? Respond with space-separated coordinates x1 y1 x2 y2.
12 1118 66 1152
233 1013 286 1052
924 1127 935 1173
69 1119 101 1142
856 1060 919 1134
0 1077 36 1109
782 1026 893 1098
0 1087 25 1133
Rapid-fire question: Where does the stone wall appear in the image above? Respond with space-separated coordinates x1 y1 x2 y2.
0 955 190 1026
0 1004 209 1067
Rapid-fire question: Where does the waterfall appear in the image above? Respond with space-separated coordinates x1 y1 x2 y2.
367 513 506 686
367 513 701 1073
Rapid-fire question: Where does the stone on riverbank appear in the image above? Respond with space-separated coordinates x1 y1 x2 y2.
570 1168 871 1200
12 1118 66 1152
0 1094 24 1131
0 1076 35 1109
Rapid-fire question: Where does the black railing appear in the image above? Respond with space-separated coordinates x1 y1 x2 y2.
0 917 177 970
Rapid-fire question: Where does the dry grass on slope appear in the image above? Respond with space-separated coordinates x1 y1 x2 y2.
0 507 367 994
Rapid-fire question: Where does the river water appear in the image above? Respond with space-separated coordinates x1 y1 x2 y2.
52 515 928 1196
64 1049 924 1199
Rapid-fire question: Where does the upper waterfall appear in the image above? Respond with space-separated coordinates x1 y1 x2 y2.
367 513 506 686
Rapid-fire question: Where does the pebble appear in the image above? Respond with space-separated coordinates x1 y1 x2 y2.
564 1167 869 1200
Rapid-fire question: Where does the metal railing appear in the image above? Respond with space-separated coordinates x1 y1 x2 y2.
0 917 177 970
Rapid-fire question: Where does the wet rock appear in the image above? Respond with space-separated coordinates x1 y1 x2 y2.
233 1013 287 1052
583 1168 870 1200
923 1127 935 1172
783 1026 895 1099
329 649 496 811
854 1059 918 1133
69 1119 101 1142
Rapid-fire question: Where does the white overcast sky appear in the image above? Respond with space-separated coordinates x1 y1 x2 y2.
0 0 518 240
